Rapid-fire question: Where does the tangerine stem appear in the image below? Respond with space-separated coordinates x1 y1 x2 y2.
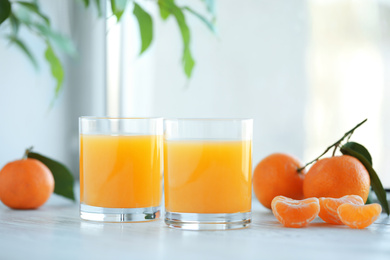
332 144 338 157
297 119 367 173
22 146 34 160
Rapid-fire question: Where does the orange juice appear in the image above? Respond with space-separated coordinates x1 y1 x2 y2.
164 140 252 214
80 135 162 208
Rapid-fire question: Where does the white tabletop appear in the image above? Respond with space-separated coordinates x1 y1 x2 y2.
0 194 389 260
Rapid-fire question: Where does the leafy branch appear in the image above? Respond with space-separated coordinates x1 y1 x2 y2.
0 0 216 102
107 0 217 77
0 0 76 102
296 118 389 215
297 119 367 172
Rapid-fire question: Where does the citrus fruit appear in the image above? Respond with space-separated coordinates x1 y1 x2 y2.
303 155 370 202
337 203 382 229
253 153 305 209
0 158 54 209
271 196 320 228
319 195 364 224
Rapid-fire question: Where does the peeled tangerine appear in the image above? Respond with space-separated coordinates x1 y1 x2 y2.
271 196 320 228
337 203 382 229
319 195 364 225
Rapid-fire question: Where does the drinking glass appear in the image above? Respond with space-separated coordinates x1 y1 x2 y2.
79 117 163 222
164 118 253 230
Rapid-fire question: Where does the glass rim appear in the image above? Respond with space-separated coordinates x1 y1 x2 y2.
164 118 253 122
79 116 163 120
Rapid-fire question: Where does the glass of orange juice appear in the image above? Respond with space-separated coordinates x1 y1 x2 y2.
164 118 253 230
79 117 163 222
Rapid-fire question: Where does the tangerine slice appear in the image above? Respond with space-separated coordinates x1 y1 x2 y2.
271 196 320 228
319 195 364 225
337 203 382 229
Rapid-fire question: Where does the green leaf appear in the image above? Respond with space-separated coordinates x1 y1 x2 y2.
45 43 64 98
9 13 20 35
34 23 76 56
111 0 127 21
28 152 76 202
16 1 50 25
0 0 11 25
366 189 374 204
7 35 38 69
13 4 33 24
183 6 216 34
342 142 372 165
183 46 194 77
157 0 197 77
133 2 153 54
201 0 216 17
340 143 389 215
82 0 90 7
94 0 102 16
201 0 216 25
168 2 195 78
158 0 172 20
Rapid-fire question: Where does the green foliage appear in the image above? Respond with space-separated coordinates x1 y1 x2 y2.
34 23 76 56
157 0 217 77
16 1 50 25
159 0 171 20
201 0 216 22
28 151 76 202
341 142 389 215
0 0 11 25
45 43 64 99
94 0 102 16
111 0 127 21
1 0 216 100
7 35 38 69
158 0 195 77
341 142 372 165
183 6 216 34
82 0 90 8
133 2 153 54
9 13 20 34
171 6 195 78
1 1 69 101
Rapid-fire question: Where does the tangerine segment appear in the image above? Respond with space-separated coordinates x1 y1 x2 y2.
319 195 364 225
271 196 320 228
337 203 382 229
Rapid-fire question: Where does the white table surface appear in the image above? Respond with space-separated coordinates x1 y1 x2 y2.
0 194 389 260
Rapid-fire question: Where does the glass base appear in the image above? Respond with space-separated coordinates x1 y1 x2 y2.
80 204 160 222
165 211 251 230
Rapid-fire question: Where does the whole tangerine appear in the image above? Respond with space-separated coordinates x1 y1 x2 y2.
253 153 305 209
0 158 54 209
303 155 370 202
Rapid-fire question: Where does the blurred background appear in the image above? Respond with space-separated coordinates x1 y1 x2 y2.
1 0 389 187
